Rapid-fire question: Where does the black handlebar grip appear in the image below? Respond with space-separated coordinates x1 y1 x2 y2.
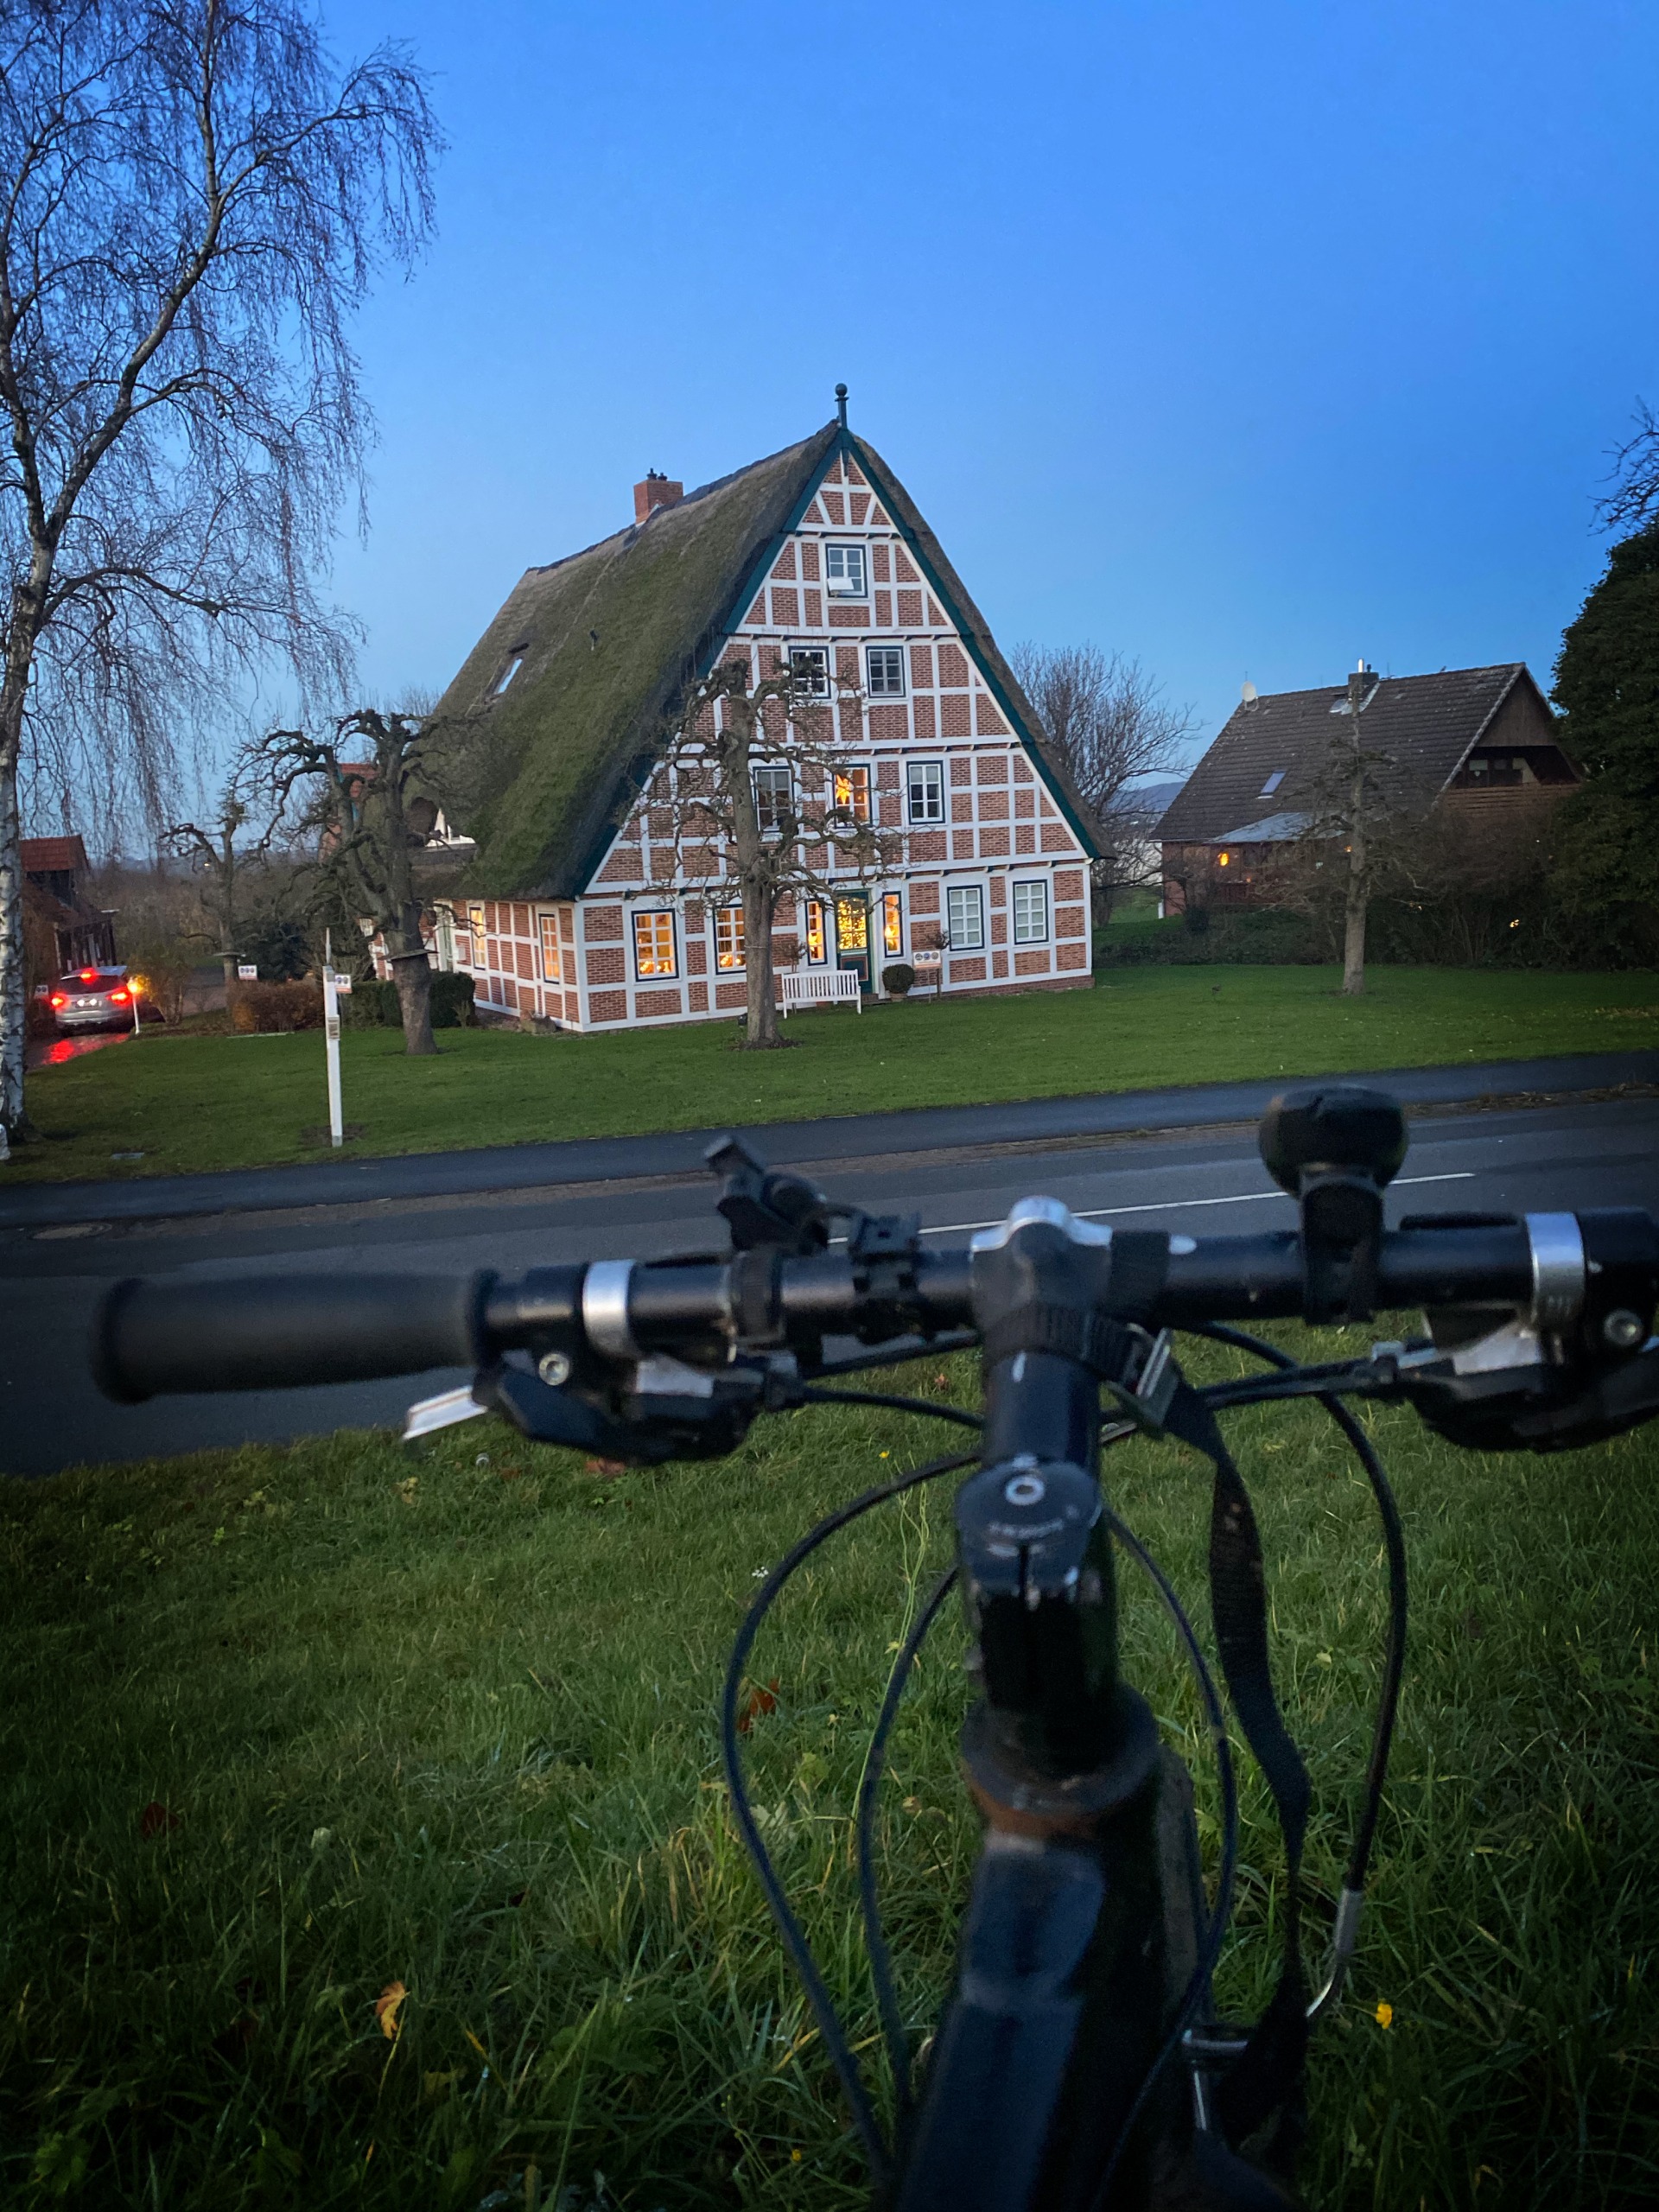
92 1272 493 1402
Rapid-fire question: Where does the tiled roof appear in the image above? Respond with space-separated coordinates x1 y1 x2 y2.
1157 665 1548 844
21 835 89 874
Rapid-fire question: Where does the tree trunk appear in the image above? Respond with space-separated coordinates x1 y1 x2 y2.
0 660 35 1141
1341 770 1368 995
387 925 437 1055
743 877 779 1046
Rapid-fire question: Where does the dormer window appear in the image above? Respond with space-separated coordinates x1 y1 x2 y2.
824 543 867 597
1260 770 1286 797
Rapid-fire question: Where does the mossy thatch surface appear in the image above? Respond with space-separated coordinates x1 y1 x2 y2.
430 421 1098 898
431 428 837 897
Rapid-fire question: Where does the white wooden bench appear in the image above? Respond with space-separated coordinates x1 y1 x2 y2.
780 967 862 1015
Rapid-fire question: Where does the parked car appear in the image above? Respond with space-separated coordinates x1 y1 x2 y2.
48 967 137 1033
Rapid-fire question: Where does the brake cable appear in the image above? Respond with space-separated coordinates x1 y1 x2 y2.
1192 1322 1408 2018
721 1446 978 2184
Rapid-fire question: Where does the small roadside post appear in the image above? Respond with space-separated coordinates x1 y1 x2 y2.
322 931 344 1149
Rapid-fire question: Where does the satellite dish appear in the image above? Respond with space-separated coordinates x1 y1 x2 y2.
1241 680 1258 706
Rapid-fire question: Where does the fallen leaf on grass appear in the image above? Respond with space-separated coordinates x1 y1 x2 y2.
375 1981 408 2039
736 1678 780 1734
394 1477 419 1505
139 1800 181 1840
583 1458 628 1478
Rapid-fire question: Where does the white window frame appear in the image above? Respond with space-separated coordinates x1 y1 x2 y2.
539 912 563 982
1012 878 1050 945
788 644 830 699
753 762 792 834
880 890 904 959
804 899 829 965
715 906 746 972
824 542 868 598
865 644 906 697
907 758 945 824
946 882 986 952
832 762 872 827
632 909 678 982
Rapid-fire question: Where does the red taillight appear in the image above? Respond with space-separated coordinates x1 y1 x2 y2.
79 968 97 982
110 988 130 1004
49 993 67 1008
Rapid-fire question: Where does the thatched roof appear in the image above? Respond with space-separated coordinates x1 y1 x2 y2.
430 420 1097 896
1158 664 1562 845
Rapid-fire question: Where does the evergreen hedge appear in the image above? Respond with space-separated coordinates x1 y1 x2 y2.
340 973 476 1028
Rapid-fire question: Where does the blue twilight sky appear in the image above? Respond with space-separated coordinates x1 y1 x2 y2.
315 0 1657 771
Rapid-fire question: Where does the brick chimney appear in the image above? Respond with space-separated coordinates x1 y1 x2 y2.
633 469 683 524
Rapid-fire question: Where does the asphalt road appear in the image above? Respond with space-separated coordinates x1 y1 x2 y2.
6 1089 1657 1476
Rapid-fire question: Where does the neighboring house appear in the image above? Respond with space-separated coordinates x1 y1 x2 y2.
1156 664 1580 912
426 411 1098 1029
22 836 117 975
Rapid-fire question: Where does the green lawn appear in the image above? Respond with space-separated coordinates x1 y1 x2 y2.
10 964 1657 1185
3 1337 1656 2207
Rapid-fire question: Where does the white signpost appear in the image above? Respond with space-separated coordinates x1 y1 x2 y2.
322 931 344 1148
238 963 257 981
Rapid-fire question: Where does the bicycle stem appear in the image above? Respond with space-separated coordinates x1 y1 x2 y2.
893 1205 1172 2212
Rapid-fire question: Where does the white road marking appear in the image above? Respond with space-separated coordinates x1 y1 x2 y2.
912 1170 1476 1240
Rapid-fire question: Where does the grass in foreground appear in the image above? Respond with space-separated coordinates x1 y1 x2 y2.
3 1338 1657 2207
10 964 1658 1185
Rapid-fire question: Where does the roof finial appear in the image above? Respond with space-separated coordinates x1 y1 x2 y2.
835 381 849 429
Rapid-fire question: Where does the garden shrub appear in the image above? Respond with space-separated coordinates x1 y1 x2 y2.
229 980 322 1033
340 972 476 1028
881 962 916 995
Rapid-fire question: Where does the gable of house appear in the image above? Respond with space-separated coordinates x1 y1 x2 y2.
430 419 1097 899
1158 664 1574 847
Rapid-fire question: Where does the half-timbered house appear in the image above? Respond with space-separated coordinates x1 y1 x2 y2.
424 404 1097 1028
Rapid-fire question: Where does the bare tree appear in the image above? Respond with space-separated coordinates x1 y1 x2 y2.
1598 399 1659 536
653 652 897 1048
162 773 280 995
262 708 455 1056
1284 669 1399 993
0 1 441 1142
1009 643 1194 913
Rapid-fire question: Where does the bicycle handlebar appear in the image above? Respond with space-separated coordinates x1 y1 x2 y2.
92 1271 493 1402
92 1217 1554 1401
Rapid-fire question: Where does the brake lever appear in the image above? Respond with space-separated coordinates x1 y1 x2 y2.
476 1351 799 1466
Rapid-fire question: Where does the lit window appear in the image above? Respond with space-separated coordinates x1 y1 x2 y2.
632 910 677 979
469 904 487 965
1217 852 1230 868
946 884 985 950
1012 880 1048 944
789 645 830 698
833 764 872 824
907 759 944 823
835 899 869 956
866 645 906 696
715 906 745 970
753 763 791 832
882 892 903 957
539 912 562 982
804 900 827 963
825 543 867 597
1260 770 1285 796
